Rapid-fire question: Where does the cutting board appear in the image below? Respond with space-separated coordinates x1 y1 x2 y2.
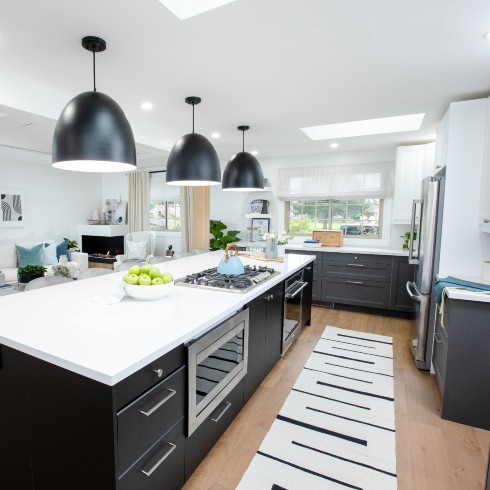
239 253 284 263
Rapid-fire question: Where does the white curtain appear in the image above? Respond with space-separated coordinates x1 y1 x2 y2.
277 162 394 200
128 171 150 233
180 186 192 253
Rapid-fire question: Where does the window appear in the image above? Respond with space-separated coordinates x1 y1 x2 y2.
286 198 383 238
149 173 181 231
150 200 181 231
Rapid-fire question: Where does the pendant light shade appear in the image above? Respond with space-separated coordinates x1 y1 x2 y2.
222 125 264 191
52 36 136 173
166 96 221 186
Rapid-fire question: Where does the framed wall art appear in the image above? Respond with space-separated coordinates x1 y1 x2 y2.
251 217 270 237
0 190 24 227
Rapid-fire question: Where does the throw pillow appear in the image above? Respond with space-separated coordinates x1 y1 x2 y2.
56 240 70 261
43 242 58 265
16 243 44 267
127 240 147 260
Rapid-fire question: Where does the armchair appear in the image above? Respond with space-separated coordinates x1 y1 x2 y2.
114 231 156 269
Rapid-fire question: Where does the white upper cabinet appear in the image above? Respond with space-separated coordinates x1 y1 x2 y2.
434 109 449 171
392 143 435 224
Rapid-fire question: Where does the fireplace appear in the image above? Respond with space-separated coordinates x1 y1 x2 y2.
81 235 124 264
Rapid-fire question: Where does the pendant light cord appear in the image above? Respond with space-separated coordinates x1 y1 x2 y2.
192 104 195 133
92 50 97 92
242 130 245 152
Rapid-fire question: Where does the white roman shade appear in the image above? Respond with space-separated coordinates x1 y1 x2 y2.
277 162 394 200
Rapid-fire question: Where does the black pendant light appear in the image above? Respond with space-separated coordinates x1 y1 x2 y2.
222 125 264 191
166 96 221 186
52 36 136 172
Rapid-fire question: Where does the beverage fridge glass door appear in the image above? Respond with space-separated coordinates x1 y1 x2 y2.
283 271 307 354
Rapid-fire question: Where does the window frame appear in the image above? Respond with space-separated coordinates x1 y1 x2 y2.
149 199 182 232
284 198 384 239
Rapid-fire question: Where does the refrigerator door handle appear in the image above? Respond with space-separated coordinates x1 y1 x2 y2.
408 199 423 265
406 281 422 302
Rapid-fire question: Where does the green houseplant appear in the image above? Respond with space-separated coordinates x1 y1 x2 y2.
52 264 71 278
63 237 79 250
210 220 240 251
401 231 417 250
17 265 47 284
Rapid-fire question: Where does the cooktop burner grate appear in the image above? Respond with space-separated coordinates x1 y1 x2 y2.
174 265 279 293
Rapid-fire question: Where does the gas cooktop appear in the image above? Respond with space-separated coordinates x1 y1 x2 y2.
174 265 279 294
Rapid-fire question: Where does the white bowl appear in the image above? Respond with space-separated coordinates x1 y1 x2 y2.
123 280 174 301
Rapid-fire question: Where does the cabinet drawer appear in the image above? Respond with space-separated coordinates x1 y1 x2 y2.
324 253 392 266
117 365 186 473
324 262 392 283
113 344 185 410
117 418 185 490
322 277 391 309
185 379 244 479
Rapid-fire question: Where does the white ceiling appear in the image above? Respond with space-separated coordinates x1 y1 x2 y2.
0 0 490 167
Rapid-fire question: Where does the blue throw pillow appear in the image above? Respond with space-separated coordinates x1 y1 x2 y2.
16 243 44 267
56 240 70 261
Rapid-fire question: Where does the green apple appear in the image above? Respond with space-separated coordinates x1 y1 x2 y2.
140 264 153 275
128 265 141 276
149 268 162 279
151 277 164 285
138 273 152 286
161 272 173 284
125 273 139 285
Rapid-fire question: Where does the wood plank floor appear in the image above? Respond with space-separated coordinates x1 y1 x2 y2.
183 306 490 490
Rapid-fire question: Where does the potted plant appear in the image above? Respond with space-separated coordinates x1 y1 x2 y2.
52 264 71 278
401 231 417 250
17 265 47 284
210 220 241 251
63 237 79 251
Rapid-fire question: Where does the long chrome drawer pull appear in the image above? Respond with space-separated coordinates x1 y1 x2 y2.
210 402 231 423
285 281 308 298
140 443 176 477
347 263 364 267
346 280 363 285
139 389 176 417
434 333 443 343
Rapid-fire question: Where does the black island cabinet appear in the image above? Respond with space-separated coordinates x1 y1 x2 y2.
0 266 313 490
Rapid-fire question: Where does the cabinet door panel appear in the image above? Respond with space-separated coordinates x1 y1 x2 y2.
185 380 244 480
264 281 284 373
390 256 415 312
244 295 267 400
302 264 313 326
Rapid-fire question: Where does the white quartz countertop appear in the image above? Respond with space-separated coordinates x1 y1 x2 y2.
438 274 490 303
0 251 314 386
285 244 409 256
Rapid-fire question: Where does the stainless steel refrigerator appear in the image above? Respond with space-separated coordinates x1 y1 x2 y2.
406 171 445 370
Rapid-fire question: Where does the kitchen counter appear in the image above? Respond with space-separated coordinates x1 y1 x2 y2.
285 244 409 256
441 274 490 303
0 251 314 386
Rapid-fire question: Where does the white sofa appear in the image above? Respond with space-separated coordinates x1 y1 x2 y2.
0 240 88 284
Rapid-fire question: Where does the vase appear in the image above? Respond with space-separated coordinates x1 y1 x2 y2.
277 245 286 256
265 237 278 259
59 255 68 266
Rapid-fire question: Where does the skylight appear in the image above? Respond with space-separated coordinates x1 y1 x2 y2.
301 113 425 140
159 0 237 20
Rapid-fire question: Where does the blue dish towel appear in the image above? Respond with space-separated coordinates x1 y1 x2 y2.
433 276 490 304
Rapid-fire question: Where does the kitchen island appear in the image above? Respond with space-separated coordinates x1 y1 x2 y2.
0 251 314 490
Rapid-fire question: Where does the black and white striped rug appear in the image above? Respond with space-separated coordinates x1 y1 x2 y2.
238 326 397 490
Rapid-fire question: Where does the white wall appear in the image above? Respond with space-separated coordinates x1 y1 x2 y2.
0 148 102 244
439 99 490 278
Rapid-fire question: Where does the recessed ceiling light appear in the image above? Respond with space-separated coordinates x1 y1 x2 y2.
484 32 490 39
330 143 339 148
141 102 153 110
251 150 259 155
211 132 220 139
158 0 236 20
301 113 425 140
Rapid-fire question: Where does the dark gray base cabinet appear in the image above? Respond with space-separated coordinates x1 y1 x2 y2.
286 250 414 314
433 298 490 430
244 280 284 400
0 279 292 490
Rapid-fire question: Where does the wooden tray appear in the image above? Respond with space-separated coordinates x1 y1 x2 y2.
312 230 343 247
